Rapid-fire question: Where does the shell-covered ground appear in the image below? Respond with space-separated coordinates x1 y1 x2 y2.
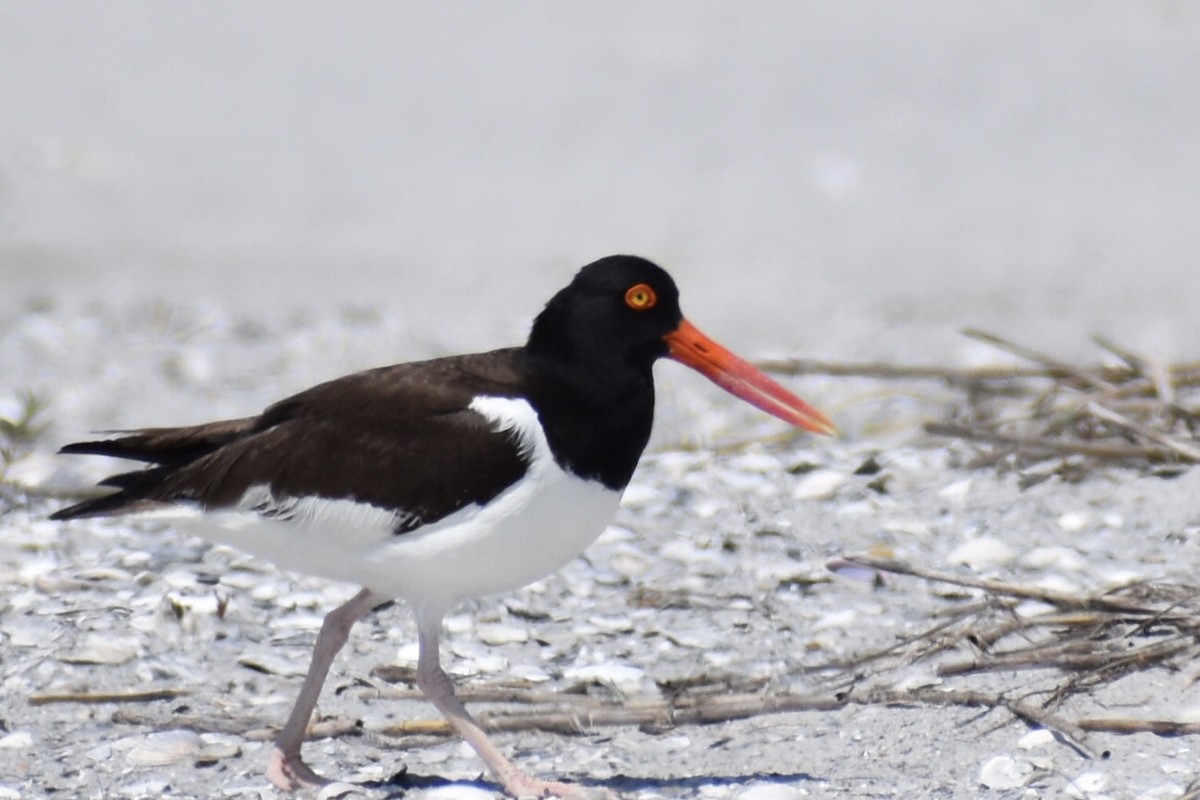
2 300 1199 800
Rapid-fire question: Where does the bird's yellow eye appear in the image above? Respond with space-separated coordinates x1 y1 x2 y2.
625 283 657 311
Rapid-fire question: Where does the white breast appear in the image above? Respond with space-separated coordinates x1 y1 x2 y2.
160 396 622 617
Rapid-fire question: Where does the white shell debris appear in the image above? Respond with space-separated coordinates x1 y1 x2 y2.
0 731 33 750
1057 511 1092 532
197 733 242 761
420 786 498 800
316 782 370 800
2 618 57 648
125 730 204 767
947 537 1016 569
508 664 552 683
585 615 635 634
475 623 529 646
1020 546 1087 572
727 452 785 474
562 662 646 692
880 518 934 539
938 478 972 501
84 743 112 762
792 469 848 500
1135 786 1187 800
124 730 239 768
978 755 1032 789
1018 729 1057 749
735 782 809 800
449 654 508 676
1066 771 1108 798
619 482 661 507
61 633 139 665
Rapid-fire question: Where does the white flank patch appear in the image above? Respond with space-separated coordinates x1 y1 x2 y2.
161 396 621 615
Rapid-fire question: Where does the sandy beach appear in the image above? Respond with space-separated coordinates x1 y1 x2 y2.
3 4 1200 798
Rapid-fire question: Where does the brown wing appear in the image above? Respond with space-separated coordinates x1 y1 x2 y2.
52 349 533 531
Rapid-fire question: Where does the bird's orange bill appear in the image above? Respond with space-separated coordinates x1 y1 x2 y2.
664 319 836 435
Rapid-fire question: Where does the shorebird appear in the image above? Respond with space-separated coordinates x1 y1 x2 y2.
52 255 834 797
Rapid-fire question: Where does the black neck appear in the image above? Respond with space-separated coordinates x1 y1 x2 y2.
522 353 656 491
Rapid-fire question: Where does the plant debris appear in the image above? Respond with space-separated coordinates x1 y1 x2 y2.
761 328 1200 474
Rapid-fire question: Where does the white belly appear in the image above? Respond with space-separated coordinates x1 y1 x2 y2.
153 396 623 617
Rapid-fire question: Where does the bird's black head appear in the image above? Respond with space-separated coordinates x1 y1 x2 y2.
526 255 684 369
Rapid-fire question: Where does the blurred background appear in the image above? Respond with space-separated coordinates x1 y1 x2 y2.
2 2 1199 359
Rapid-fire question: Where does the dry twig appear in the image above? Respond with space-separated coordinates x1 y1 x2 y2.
761 328 1200 472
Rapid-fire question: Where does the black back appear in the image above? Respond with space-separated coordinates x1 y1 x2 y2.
52 255 688 528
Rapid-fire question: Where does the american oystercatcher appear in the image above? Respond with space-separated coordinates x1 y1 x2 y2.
52 255 834 797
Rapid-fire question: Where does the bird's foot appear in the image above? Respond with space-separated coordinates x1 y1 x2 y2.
500 773 615 800
267 747 331 792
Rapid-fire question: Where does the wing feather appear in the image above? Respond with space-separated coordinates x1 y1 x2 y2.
52 350 532 531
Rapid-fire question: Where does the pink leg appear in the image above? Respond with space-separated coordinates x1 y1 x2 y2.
415 617 610 799
267 587 385 791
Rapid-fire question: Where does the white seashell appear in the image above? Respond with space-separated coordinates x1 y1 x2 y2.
1014 600 1058 619
1135 786 1187 800
596 525 636 544
476 623 529 646
394 642 420 665
716 469 770 492
161 569 200 589
587 616 634 634
1020 546 1086 572
450 654 508 676
197 733 241 761
509 664 552 683
736 782 808 800
1032 575 1080 596
120 550 155 569
609 550 650 579
125 730 203 767
73 566 134 583
316 782 370 800
728 452 784 474
813 609 858 631
938 478 972 500
1065 771 1107 798
17 557 57 584
268 611 325 631
2 619 56 648
792 469 847 500
562 662 645 691
1018 729 1056 749
421 786 497 800
880 518 934 539
1057 511 1091 532
1100 568 1144 588
4 452 67 490
62 634 139 665
893 668 942 692
947 537 1016 569
978 755 1030 789
703 650 735 668
0 732 33 750
84 743 112 762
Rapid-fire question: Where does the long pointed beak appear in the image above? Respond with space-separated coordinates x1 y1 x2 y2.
664 319 836 435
